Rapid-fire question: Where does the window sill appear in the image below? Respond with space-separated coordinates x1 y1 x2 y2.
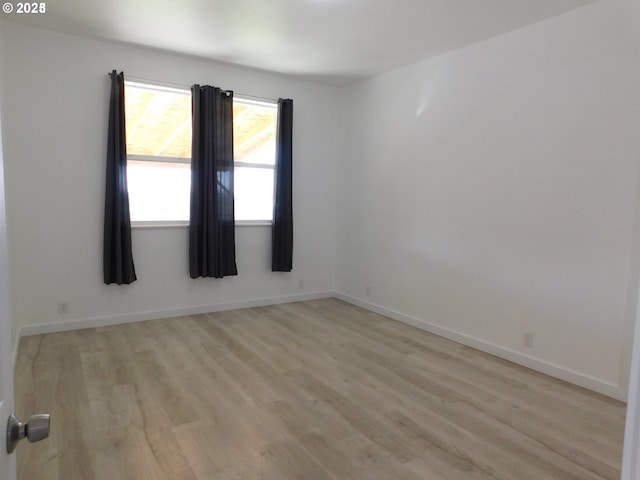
132 221 188 229
132 220 272 229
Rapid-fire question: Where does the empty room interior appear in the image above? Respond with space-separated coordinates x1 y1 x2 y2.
1 0 640 478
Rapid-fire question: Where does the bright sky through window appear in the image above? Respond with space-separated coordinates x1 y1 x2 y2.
124 81 277 223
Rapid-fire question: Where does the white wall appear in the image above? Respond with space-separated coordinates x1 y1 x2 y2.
1 23 337 333
336 0 640 399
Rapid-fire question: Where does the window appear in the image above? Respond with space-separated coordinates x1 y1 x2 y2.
233 98 277 222
125 82 192 223
124 81 277 224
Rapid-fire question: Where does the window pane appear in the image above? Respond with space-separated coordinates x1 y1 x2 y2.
127 161 190 222
234 100 277 165
125 83 192 159
235 167 274 221
125 83 279 223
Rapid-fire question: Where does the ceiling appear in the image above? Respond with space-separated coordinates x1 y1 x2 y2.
4 0 596 85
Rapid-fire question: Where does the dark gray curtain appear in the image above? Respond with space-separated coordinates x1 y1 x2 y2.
272 98 293 272
189 85 237 278
103 70 137 285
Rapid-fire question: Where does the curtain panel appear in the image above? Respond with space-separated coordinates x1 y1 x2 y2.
272 98 294 272
189 85 238 278
103 70 137 285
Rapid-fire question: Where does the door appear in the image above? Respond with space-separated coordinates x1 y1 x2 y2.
622 293 640 479
0 99 16 479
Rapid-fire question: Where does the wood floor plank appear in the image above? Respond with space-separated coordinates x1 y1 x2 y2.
334 434 426 480
15 298 625 479
402 349 622 476
283 367 416 463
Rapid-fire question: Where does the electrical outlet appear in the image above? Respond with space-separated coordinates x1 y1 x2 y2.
58 301 68 315
523 331 534 348
298 279 304 289
365 286 371 297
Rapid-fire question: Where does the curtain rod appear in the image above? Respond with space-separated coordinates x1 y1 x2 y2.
107 72 279 104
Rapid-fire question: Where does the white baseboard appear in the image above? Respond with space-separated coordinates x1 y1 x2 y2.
18 291 333 338
334 292 625 401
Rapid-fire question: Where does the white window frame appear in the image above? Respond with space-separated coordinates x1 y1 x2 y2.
232 96 278 226
125 81 278 228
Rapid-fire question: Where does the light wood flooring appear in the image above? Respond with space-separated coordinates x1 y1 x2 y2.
15 298 626 479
